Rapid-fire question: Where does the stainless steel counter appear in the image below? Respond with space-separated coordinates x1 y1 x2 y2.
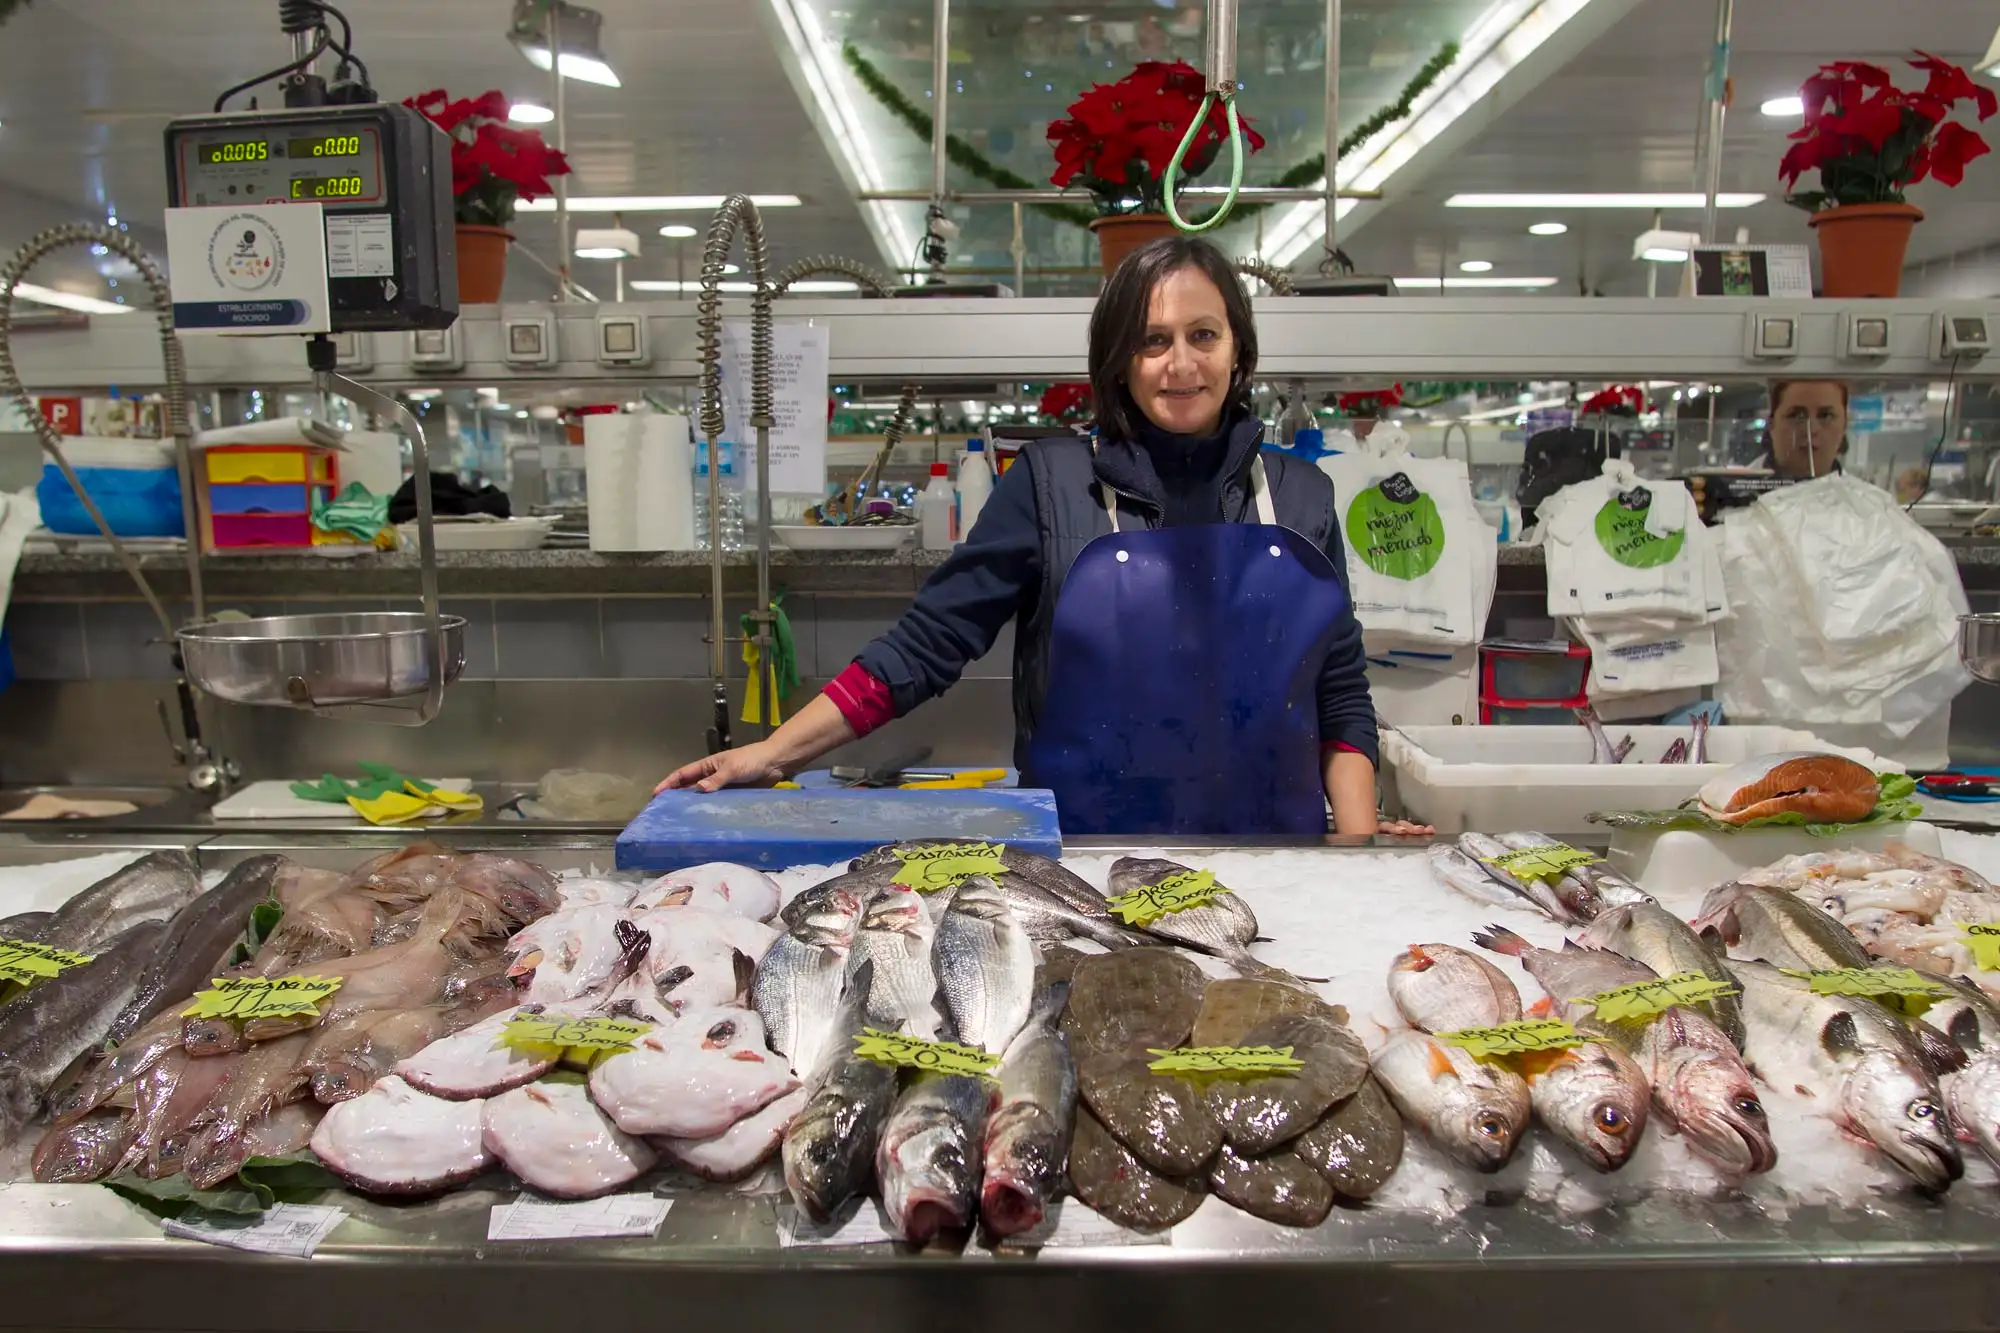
1 831 1997 1333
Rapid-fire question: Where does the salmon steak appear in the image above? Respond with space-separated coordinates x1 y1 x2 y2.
1696 752 1878 826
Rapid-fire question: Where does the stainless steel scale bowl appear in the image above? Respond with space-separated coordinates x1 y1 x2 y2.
1960 613 2000 685
179 611 467 710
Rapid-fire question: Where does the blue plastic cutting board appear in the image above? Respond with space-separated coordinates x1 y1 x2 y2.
614 787 1063 872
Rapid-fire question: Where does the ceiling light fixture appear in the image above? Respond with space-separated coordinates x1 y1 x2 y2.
1391 276 1561 289
574 226 641 260
1261 0 1621 267
1633 227 1701 263
658 224 698 238
629 279 862 293
1528 221 1568 236
8 282 133 315
1458 259 1494 273
1448 192 1766 209
509 0 621 86
508 101 555 124
1760 95 1804 117
1980 24 1999 77
516 194 802 213
1459 396 1567 422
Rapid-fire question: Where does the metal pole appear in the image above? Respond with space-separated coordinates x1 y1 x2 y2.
550 4 571 301
1648 209 1661 299
931 0 950 208
1699 0 1733 245
1010 200 1025 297
1323 0 1341 264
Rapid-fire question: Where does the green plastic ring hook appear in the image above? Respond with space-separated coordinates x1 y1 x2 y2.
1162 92 1245 234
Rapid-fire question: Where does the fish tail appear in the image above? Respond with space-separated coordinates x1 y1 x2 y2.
1472 925 1529 957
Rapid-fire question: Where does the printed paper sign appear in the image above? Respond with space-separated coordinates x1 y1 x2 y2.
718 321 830 496
165 204 331 334
488 1196 671 1241
161 1204 346 1259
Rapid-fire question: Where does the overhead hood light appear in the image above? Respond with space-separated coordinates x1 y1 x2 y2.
510 0 621 87
1449 192 1766 209
1392 276 1560 289
7 282 133 314
574 227 641 260
1633 227 1701 262
508 102 555 124
1760 95 1804 117
516 195 802 212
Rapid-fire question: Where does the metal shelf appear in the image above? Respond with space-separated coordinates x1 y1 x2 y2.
10 298 1994 392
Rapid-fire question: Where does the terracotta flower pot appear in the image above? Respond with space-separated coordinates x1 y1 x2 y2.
1809 202 1923 298
454 223 513 305
1090 213 1179 277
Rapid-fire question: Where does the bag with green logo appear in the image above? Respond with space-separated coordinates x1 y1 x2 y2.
1320 441 1494 648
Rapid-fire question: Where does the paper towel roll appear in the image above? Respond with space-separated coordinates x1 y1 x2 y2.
339 430 406 498
587 412 694 551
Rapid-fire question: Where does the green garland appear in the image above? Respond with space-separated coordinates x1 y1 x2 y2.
840 39 1458 234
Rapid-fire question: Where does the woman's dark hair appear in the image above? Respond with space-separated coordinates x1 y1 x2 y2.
1770 379 1850 412
1087 235 1258 441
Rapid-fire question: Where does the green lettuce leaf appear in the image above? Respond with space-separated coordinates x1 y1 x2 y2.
103 1151 340 1220
1588 772 1921 838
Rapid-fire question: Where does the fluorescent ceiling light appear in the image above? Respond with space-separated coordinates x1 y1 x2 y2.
1393 275 1561 289
1528 221 1568 235
1640 247 1690 263
1760 95 1804 117
574 226 640 260
7 282 132 315
1980 25 1999 76
1459 259 1494 273
764 0 917 269
1460 395 1566 422
658 224 698 238
1633 227 1700 262
516 195 802 212
509 102 555 124
576 247 627 260
628 279 862 293
1448 192 1766 209
509 0 620 87
1263 0 1619 267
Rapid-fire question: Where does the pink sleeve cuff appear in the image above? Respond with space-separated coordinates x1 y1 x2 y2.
1321 741 1365 755
825 663 896 739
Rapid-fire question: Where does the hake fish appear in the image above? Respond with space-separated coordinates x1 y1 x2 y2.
1732 959 1961 1191
933 876 1037 1055
1370 1029 1530 1173
1388 943 1522 1034
877 1069 996 1242
752 887 865 1077
1693 881 1874 971
979 982 1076 1238
848 842 1112 920
0 911 52 942
783 961 900 1223
40 851 201 953
107 855 286 1046
1493 831 1654 919
0 920 167 1143
1474 926 1774 1177
1443 835 1574 923
1578 901 1746 1048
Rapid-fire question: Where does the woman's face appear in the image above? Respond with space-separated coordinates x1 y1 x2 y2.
1127 265 1235 437
1769 382 1847 478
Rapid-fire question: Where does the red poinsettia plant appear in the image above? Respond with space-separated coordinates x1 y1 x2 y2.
1047 61 1265 217
1780 52 1996 212
405 89 572 229
1038 382 1092 423
1336 384 1403 417
1580 385 1646 417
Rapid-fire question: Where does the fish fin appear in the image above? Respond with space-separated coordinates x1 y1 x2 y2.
1251 935 1275 944
1912 1020 1971 1076
1423 1041 1455 1079
731 949 757 1005
1820 1012 1862 1058
1471 925 1527 957
1525 996 1554 1019
1948 1007 1983 1052
1026 980 1071 1031
1559 938 1583 953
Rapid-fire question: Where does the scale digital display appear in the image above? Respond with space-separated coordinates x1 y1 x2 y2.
201 141 270 165
288 133 362 159
177 123 386 207
290 175 366 200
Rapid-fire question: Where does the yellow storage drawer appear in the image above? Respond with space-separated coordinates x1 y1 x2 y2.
205 449 307 484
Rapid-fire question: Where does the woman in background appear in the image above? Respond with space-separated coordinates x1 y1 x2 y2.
1760 379 1848 479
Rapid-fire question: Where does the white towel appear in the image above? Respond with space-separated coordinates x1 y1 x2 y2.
0 487 43 631
193 415 345 451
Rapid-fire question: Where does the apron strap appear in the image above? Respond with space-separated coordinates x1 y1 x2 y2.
1098 446 1275 532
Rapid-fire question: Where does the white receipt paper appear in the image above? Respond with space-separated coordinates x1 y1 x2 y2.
777 1199 898 1248
489 1196 672 1241
161 1204 347 1258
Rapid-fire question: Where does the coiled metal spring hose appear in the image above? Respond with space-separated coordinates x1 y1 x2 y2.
770 255 920 491
0 224 199 637
1233 258 1296 296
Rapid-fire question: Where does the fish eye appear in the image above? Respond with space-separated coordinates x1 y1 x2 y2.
1595 1105 1629 1134
1910 1100 1940 1121
1733 1096 1767 1119
1477 1116 1507 1139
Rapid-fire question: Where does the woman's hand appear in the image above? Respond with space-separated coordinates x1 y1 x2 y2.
1375 816 1435 837
655 741 788 794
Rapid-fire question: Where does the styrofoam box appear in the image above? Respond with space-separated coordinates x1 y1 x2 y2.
1380 725 1895 837
1606 822 1942 897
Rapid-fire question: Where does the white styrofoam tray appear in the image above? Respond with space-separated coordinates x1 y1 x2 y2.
1379 725 1895 837
1606 821 1942 897
772 524 913 551
394 516 554 550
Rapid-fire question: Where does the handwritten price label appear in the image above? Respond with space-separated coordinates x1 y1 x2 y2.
1437 1019 1590 1059
1481 845 1598 883
0 937 93 988
1584 971 1740 1024
1779 966 1950 1016
502 1014 654 1064
1106 870 1223 926
852 1028 1000 1078
182 975 342 1021
891 842 1007 892
1964 925 2000 972
1146 1045 1304 1079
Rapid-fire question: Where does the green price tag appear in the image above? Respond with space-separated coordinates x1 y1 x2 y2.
501 1013 654 1066
1583 971 1740 1024
1481 845 1598 883
891 842 1007 892
1779 966 1950 1017
852 1027 1000 1078
1437 1019 1590 1059
1964 925 2000 972
1105 869 1222 926
182 975 342 1021
1146 1044 1304 1079
0 937 93 989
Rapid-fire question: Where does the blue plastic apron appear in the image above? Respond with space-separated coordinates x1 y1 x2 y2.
1023 455 1353 836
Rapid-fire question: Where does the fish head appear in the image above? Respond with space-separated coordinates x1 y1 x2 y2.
1944 1058 2000 1166
1436 1079 1527 1173
880 1117 977 1242
1535 1046 1649 1172
979 1105 1063 1236
795 890 866 945
1842 1051 1962 1192
1392 945 1436 975
1659 1048 1777 1176
946 876 1012 919
1689 885 1746 948
31 1112 131 1184
862 887 927 935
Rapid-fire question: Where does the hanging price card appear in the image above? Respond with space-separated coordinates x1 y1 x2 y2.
1481 845 1599 883
1145 1045 1304 1079
501 1014 654 1064
1437 1019 1590 1059
891 842 1007 892
1106 870 1223 926
182 975 342 1021
0 938 93 988
1963 925 2000 972
1778 966 1950 1016
1584 971 1740 1024
852 1028 1000 1078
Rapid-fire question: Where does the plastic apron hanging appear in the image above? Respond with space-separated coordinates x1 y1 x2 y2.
1024 455 1353 836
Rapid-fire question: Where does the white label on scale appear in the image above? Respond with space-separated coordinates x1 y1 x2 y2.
717 321 830 497
164 203 331 335
326 213 395 279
